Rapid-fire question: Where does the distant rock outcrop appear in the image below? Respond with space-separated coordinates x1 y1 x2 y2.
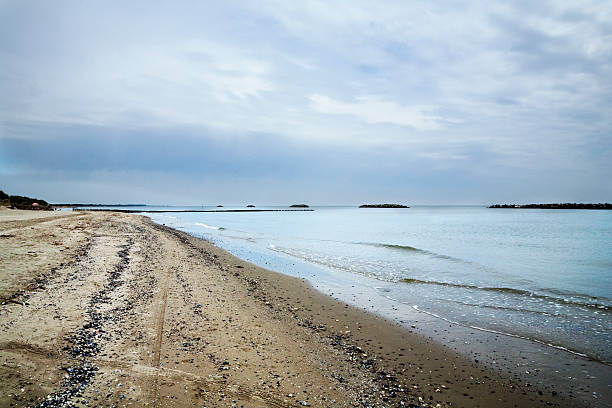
217 205 223 208
290 204 309 208
359 204 409 208
247 205 255 208
489 203 612 210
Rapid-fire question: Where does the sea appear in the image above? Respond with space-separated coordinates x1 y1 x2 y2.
87 205 612 367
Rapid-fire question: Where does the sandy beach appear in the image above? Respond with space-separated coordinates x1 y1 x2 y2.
0 209 585 407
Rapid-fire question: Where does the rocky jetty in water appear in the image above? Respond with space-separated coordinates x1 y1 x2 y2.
489 203 612 210
359 204 409 208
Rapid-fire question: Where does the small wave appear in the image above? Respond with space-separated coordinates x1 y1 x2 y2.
400 278 610 312
541 287 611 303
220 234 255 243
268 245 393 281
444 299 564 317
404 304 611 366
357 242 460 262
195 222 225 230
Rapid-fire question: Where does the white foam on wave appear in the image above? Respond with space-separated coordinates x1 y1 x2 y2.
195 222 223 230
152 214 176 219
267 245 398 283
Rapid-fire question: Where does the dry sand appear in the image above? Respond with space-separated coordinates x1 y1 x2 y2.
0 209 582 407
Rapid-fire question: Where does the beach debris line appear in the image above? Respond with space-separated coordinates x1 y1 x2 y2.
35 239 134 407
359 204 410 208
318 328 421 406
241 269 433 407
489 203 612 209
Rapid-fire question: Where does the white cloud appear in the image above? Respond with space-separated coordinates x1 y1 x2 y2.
417 151 467 161
0 38 277 130
1 0 610 167
1 1 611 202
310 94 442 130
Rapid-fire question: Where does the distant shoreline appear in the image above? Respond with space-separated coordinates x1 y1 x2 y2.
79 208 314 213
359 203 410 208
489 203 612 210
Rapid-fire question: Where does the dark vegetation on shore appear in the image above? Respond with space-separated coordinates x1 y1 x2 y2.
359 204 409 208
0 190 53 210
489 203 612 210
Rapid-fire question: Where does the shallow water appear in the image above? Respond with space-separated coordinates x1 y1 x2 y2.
138 205 612 363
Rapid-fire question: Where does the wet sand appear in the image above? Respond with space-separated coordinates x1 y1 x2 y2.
0 209 587 407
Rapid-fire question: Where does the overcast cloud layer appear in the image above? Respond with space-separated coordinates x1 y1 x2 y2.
1 1 611 204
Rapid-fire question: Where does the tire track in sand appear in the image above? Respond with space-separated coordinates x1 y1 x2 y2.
151 257 172 407
153 271 170 368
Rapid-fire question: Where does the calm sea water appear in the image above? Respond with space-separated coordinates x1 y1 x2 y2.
139 206 611 363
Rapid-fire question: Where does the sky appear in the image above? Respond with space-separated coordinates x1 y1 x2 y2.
1 1 611 205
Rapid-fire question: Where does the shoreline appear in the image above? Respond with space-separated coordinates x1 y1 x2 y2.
147 210 612 406
200 229 608 365
0 209 601 407
178 226 612 407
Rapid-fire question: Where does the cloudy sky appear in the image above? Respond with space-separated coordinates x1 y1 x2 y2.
1 1 611 204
